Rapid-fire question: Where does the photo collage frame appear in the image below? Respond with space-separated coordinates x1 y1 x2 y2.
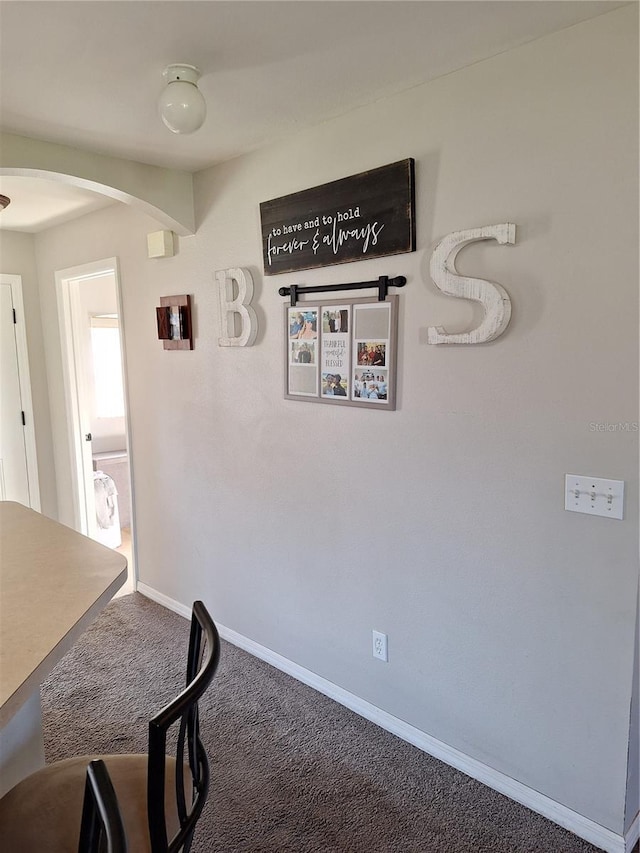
284 296 398 409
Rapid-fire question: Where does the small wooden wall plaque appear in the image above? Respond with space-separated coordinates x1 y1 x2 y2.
156 294 193 350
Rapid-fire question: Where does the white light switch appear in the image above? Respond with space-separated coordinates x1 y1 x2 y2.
565 474 624 520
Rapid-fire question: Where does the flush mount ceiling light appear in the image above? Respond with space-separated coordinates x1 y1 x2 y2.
158 64 206 134
0 195 10 210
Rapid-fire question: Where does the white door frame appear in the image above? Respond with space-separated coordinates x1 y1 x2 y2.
55 259 134 555
0 274 40 510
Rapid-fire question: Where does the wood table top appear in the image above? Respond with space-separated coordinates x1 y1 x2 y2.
0 502 127 725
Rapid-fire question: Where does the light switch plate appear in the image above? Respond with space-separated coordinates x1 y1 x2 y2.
565 474 624 520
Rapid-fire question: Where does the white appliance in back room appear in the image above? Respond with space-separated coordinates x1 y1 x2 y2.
93 451 131 548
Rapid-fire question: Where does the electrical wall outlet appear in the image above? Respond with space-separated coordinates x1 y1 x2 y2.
372 630 388 662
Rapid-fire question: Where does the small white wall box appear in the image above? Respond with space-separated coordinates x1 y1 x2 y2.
147 230 175 259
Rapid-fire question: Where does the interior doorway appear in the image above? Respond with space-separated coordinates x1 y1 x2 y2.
55 258 135 594
0 274 40 509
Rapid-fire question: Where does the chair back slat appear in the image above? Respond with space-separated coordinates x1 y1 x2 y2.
78 759 128 853
147 600 220 852
175 714 189 825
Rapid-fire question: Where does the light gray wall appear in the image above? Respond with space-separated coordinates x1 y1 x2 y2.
0 230 57 517
31 7 638 836
33 207 161 523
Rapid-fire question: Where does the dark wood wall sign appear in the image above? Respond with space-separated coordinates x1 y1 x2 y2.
260 159 415 276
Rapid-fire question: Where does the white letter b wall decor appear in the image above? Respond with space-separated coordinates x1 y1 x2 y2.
427 223 516 345
216 267 258 347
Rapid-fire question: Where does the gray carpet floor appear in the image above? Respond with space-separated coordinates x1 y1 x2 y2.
41 593 616 852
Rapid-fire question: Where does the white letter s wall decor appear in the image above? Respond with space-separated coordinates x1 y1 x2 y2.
427 223 516 345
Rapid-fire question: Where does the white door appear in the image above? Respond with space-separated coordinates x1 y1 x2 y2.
0 277 39 508
68 277 99 540
56 259 130 543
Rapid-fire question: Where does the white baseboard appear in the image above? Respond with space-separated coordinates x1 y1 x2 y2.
137 582 192 619
625 813 639 853
137 584 632 853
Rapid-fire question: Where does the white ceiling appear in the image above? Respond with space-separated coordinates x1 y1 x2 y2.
0 176 115 233
0 0 628 231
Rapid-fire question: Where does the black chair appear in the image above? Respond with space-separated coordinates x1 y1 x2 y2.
0 600 221 853
78 759 128 853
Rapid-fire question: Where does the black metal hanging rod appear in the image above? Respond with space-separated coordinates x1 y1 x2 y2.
279 275 406 307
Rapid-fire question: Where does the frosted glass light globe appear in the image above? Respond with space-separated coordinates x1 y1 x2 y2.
158 65 206 134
